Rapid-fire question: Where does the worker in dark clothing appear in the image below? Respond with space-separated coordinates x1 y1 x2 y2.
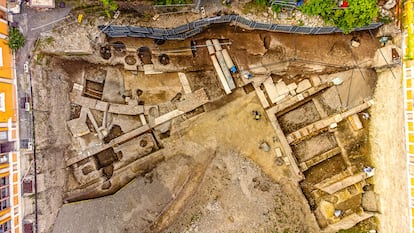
252 110 261 121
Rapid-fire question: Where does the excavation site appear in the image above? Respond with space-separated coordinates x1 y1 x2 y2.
22 19 405 233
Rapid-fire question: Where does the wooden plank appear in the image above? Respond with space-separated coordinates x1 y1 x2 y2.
178 72 192 94
211 55 231 94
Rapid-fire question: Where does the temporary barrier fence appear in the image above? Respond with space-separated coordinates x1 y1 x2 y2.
98 14 383 40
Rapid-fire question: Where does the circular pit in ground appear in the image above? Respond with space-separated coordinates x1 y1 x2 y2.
125 55 137 65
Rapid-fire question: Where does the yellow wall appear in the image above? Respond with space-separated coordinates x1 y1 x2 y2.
0 21 7 37
11 128 16 140
0 82 15 123
405 0 414 59
0 38 11 79
13 195 17 205
14 216 18 227
12 173 16 183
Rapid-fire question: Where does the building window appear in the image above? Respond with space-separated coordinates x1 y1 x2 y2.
0 185 8 199
0 154 7 164
0 195 9 211
0 177 8 186
0 176 9 211
0 220 11 233
0 93 5 112
0 142 14 154
0 132 7 141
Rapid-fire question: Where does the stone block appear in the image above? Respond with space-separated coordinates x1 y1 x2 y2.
275 147 283 157
310 75 321 86
287 82 297 91
274 94 288 104
296 79 312 93
287 83 297 96
255 89 270 108
73 83 83 91
275 80 289 96
263 78 278 104
362 191 379 212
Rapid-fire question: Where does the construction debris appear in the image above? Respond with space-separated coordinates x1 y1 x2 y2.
259 141 271 152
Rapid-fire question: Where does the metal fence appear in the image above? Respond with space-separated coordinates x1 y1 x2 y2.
98 14 383 40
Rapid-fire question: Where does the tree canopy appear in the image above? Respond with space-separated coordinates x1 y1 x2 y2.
8 27 25 51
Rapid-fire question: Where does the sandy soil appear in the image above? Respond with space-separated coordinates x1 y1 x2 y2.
123 71 183 104
279 101 321 134
369 67 410 232
52 163 174 233
165 150 314 233
162 92 320 232
175 92 288 181
292 132 337 162
52 92 319 233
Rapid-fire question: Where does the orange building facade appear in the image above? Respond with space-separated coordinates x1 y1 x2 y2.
0 16 21 233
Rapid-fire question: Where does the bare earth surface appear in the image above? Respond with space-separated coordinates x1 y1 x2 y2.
31 65 72 233
53 93 319 233
369 67 410 233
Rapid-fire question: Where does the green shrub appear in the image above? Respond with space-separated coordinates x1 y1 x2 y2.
242 0 269 14
255 0 268 6
100 0 118 18
378 15 392 24
271 4 282 13
333 0 379 33
300 0 379 33
300 0 335 19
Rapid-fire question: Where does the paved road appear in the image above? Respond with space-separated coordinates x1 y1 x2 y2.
12 5 71 146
